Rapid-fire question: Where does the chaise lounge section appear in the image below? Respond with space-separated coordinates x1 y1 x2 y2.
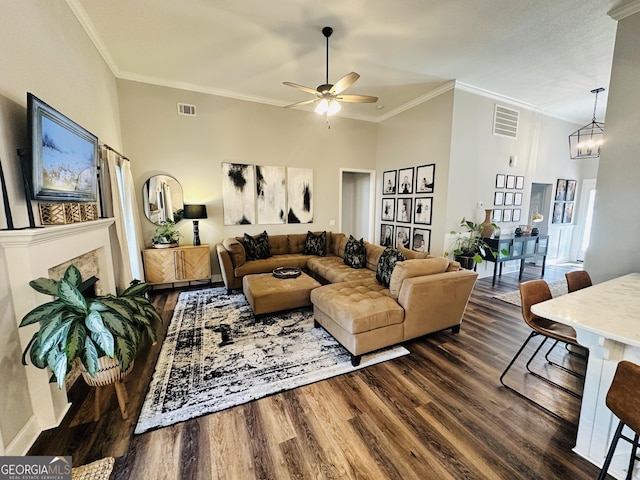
216 232 478 365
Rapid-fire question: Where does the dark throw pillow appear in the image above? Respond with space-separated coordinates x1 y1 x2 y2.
243 231 271 260
303 231 327 256
344 235 366 269
376 247 406 287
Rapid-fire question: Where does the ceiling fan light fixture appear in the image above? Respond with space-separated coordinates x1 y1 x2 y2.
315 98 341 116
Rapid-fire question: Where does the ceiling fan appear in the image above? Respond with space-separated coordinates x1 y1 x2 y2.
283 26 378 117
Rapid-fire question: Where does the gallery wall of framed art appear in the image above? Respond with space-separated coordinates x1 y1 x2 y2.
552 178 576 224
492 172 524 226
379 164 434 253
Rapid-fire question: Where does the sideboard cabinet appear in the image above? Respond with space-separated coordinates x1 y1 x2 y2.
143 244 211 284
482 235 548 285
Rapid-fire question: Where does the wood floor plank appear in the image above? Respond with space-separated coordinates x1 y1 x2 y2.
27 266 606 479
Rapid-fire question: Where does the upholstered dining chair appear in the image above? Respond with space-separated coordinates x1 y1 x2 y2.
565 270 593 293
500 279 587 418
598 361 640 480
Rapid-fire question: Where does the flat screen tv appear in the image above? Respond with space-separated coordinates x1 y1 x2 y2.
27 92 98 202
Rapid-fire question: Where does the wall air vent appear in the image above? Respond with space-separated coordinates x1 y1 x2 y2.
177 103 197 116
493 105 519 139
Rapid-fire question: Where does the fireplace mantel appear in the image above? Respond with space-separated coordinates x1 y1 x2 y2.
0 217 116 454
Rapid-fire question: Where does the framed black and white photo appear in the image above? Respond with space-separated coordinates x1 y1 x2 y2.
222 162 256 225
552 202 564 223
415 164 435 193
515 176 525 189
514 192 523 206
566 180 577 202
380 224 394 247
556 179 567 201
286 167 313 223
506 175 516 189
398 167 414 194
503 208 512 222
563 202 574 223
504 191 514 206
256 165 286 224
512 208 521 222
396 197 412 223
382 170 397 195
412 228 431 253
413 197 433 225
381 198 395 221
492 209 502 223
494 191 504 206
396 226 411 249
495 174 506 189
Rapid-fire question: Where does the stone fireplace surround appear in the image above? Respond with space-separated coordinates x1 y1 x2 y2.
0 218 116 454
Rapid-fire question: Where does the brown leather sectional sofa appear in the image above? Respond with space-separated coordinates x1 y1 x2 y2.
215 232 478 365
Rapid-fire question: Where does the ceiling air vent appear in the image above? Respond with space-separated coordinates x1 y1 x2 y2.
177 103 196 116
493 105 519 139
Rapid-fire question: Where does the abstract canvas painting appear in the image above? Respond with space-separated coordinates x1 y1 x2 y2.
256 165 286 224
287 167 313 223
222 162 256 225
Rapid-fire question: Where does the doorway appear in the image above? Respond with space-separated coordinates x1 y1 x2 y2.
576 178 596 261
339 169 375 241
528 183 553 235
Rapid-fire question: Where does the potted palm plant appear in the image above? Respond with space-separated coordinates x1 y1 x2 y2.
446 217 506 270
19 265 161 388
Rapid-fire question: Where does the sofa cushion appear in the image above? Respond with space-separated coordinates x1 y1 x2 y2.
304 230 327 256
243 231 271 260
310 279 404 334
398 245 429 260
332 233 347 257
388 257 452 299
344 235 366 269
307 256 376 283
268 234 289 255
365 242 385 271
376 247 406 287
223 237 246 267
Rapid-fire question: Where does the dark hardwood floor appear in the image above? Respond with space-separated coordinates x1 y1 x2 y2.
28 262 607 479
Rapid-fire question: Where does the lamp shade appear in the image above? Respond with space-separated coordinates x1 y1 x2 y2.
183 204 208 219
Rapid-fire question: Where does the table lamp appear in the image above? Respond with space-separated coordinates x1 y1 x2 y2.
183 204 207 246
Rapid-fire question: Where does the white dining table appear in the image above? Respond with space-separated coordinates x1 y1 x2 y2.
532 272 640 480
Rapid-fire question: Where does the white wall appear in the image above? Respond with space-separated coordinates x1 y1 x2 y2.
586 11 640 282
375 89 455 255
0 1 121 454
116 79 378 277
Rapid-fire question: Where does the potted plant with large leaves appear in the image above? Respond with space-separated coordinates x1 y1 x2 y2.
446 217 507 270
19 265 161 389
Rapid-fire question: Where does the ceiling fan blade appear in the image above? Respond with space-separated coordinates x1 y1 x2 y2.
283 98 320 108
283 82 321 96
335 94 378 103
330 72 360 95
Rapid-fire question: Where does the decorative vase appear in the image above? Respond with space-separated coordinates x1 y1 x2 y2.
479 209 495 238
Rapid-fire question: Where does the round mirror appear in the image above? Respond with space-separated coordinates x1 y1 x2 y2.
142 174 184 224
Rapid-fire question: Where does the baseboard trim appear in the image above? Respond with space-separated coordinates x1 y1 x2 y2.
5 415 40 456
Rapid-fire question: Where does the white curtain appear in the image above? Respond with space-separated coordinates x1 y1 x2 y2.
100 146 145 291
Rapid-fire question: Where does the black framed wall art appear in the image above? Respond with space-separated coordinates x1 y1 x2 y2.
396 226 411 249
398 167 414 194
396 197 412 223
380 224 394 247
413 197 432 225
381 198 395 221
415 164 435 193
412 228 431 253
383 170 397 195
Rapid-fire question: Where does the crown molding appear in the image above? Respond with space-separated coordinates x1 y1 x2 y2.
608 0 640 20
374 81 456 122
65 0 120 75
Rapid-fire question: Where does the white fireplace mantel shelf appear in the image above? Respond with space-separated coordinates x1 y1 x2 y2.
0 218 115 248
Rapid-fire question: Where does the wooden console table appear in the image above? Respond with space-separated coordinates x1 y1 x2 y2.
482 234 549 285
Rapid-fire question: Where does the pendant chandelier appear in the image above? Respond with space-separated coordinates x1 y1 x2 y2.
569 87 605 159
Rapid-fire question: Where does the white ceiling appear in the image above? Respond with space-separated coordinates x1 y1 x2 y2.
70 0 621 124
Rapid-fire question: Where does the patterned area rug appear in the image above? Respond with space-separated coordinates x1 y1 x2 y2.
135 287 409 434
72 457 114 480
493 279 568 306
